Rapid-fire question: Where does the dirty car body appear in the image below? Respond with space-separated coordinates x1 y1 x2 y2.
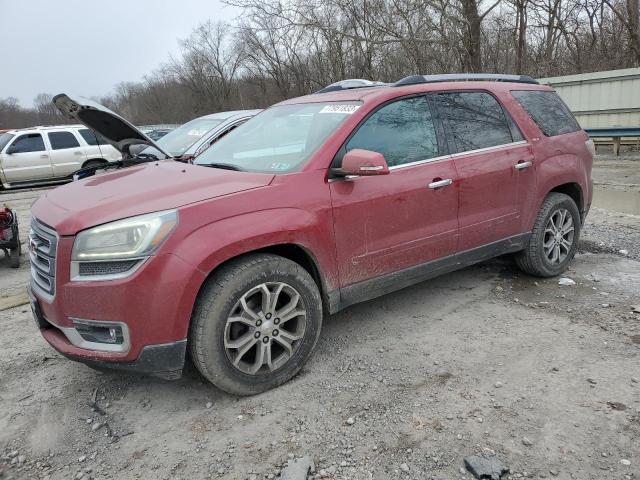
30 76 593 392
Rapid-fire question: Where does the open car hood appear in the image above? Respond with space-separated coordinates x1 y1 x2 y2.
52 94 171 158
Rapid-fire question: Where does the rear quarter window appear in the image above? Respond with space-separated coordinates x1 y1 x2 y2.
512 90 581 137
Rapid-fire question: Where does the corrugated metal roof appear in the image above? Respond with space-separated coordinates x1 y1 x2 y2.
539 67 640 85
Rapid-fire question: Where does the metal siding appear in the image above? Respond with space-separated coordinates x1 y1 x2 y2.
539 68 640 128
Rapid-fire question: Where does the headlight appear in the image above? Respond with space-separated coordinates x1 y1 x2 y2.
71 210 178 280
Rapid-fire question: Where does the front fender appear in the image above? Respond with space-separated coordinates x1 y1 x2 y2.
172 206 338 296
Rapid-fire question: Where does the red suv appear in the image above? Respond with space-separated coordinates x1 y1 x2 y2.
30 75 593 395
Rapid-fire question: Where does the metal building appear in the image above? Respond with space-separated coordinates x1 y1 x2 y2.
538 68 640 154
538 67 640 129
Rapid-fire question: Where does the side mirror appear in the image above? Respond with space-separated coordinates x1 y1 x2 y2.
6 146 16 155
338 149 390 176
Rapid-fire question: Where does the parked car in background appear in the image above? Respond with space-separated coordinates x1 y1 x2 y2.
0 125 121 189
139 110 261 162
146 128 173 141
32 75 592 396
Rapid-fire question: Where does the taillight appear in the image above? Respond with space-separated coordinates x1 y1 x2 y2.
585 139 596 158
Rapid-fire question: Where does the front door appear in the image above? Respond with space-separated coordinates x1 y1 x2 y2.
46 130 87 177
330 95 459 290
433 91 532 251
2 133 52 183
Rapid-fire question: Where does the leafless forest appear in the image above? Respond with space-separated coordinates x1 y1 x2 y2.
1 0 639 128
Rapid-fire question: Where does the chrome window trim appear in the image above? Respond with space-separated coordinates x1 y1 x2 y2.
70 257 148 282
331 140 530 179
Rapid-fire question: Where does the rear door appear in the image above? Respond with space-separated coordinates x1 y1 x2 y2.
434 91 533 251
330 95 459 289
2 133 53 182
46 130 87 177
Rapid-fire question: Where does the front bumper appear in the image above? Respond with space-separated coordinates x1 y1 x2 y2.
28 239 205 378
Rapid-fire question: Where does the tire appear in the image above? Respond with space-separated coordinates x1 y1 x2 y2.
9 240 21 269
189 253 323 396
83 159 107 170
515 192 581 277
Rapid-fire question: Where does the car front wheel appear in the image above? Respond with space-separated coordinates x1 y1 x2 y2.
189 253 322 395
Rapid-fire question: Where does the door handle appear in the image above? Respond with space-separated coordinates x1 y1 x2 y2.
514 161 532 170
428 178 453 189
74 151 83 155
40 154 49 159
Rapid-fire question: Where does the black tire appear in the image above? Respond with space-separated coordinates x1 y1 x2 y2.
189 253 323 395
9 242 20 269
83 159 107 170
515 192 581 277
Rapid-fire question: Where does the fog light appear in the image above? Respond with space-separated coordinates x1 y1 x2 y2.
73 320 125 345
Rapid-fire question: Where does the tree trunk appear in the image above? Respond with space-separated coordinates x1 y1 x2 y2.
462 0 483 72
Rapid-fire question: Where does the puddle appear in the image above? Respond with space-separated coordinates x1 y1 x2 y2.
592 186 640 215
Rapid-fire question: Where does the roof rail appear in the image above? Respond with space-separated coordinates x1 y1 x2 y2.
315 79 388 94
394 73 539 86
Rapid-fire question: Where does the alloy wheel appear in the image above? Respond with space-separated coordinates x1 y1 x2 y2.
224 282 307 375
543 208 574 264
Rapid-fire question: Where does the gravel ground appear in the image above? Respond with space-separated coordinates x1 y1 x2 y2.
1 154 639 480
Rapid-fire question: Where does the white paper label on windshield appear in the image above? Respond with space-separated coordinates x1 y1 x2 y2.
319 104 360 114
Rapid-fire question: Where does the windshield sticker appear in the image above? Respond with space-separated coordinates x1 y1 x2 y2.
270 162 291 171
319 104 360 115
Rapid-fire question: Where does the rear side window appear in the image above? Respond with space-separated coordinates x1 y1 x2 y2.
436 92 514 153
10 134 45 153
512 90 581 136
346 96 439 167
48 131 80 150
78 128 109 146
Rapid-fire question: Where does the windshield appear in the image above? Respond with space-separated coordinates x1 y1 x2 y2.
0 133 15 152
194 102 361 173
141 117 226 157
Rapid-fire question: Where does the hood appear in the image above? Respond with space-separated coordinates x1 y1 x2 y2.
31 161 274 235
52 94 171 158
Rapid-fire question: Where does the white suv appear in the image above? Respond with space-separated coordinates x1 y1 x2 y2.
0 125 121 189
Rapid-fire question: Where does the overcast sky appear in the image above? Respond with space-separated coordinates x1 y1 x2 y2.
0 0 239 107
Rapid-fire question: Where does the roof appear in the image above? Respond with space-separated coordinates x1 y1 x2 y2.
539 67 640 85
277 79 550 107
199 109 262 121
5 124 86 134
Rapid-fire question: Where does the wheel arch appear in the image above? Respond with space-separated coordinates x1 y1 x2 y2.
81 158 108 168
549 182 583 213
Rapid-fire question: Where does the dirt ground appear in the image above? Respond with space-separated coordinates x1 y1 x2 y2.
1 153 638 480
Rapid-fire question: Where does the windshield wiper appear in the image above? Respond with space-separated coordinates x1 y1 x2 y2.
201 162 244 171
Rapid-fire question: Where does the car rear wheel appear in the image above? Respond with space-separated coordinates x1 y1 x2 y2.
189 254 322 395
515 192 581 277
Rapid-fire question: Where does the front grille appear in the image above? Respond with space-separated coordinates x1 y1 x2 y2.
29 218 58 299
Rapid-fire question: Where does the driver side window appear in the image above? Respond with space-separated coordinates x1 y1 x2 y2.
10 134 46 153
346 96 439 167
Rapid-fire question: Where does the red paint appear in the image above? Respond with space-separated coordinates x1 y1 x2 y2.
31 80 593 366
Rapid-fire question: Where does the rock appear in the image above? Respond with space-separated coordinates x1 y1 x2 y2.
206 402 213 409
91 422 104 432
400 463 410 472
495 381 503 388
281 456 313 480
464 452 509 480
619 249 629 255
8 451 18 458
586 378 597 385
17 455 26 464
346 417 355 425
631 305 640 314
522 437 534 446
558 278 576 286
620 459 631 466
632 377 639 383
78 455 86 463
